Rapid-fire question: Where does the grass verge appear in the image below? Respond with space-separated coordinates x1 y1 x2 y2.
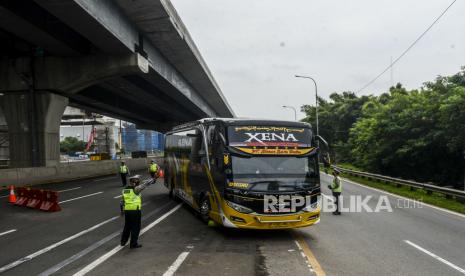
323 166 465 215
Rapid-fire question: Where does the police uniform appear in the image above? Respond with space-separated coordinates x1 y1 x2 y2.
120 178 151 248
331 174 342 215
149 163 158 178
119 164 129 186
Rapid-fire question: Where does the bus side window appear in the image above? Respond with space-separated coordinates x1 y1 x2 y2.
189 130 203 165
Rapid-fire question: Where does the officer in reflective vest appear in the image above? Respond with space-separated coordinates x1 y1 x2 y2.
148 160 159 179
119 161 130 187
328 168 342 215
120 175 153 249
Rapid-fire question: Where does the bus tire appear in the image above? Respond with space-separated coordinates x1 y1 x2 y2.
199 196 211 223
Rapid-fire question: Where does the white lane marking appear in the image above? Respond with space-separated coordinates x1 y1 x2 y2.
163 251 190 276
294 240 316 274
93 177 115 182
0 229 17 237
404 240 465 274
73 203 183 276
38 202 172 276
294 240 303 250
321 173 465 219
59 192 104 204
0 186 81 198
113 195 122 199
38 233 118 276
57 187 82 193
0 216 118 274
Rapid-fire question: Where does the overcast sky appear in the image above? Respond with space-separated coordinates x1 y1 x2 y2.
171 0 465 121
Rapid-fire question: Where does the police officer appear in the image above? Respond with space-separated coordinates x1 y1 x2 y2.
328 169 342 215
120 175 153 249
148 160 159 179
119 161 130 187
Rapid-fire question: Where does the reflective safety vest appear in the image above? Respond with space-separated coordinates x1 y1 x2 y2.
149 163 158 173
332 177 342 193
122 188 141 211
120 165 128 174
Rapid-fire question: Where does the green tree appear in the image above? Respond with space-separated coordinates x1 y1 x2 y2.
60 137 87 154
301 92 371 162
301 68 465 188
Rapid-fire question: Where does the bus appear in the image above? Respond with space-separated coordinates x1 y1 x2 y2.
164 118 321 229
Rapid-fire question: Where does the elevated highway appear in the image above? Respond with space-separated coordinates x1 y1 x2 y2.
0 0 233 167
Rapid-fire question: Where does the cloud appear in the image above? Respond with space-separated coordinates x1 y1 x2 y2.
171 0 465 119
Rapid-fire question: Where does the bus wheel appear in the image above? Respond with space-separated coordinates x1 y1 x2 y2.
199 196 211 223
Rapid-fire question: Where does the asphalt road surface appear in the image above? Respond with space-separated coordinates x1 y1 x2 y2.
1 172 464 276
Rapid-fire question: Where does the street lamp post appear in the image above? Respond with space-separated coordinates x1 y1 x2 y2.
282 105 297 121
295 75 319 138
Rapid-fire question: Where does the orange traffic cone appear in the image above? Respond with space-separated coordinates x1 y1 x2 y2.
8 185 17 204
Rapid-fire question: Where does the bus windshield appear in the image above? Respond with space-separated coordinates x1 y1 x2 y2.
230 156 319 192
231 156 318 177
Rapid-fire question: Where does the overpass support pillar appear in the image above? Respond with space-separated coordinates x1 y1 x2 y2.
0 92 68 167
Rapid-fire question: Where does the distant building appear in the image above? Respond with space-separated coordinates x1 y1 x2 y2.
60 107 164 158
121 122 164 153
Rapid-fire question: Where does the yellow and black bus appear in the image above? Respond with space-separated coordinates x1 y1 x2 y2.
164 118 321 229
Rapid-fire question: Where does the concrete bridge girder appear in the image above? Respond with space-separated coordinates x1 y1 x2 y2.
0 54 147 94
0 53 147 168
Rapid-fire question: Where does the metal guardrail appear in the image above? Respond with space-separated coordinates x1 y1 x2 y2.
331 165 465 203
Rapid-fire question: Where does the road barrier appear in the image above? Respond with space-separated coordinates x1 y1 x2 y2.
26 189 42 209
13 187 61 212
14 187 29 206
332 165 465 203
39 191 61 212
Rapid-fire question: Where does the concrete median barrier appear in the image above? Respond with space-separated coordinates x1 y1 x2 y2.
0 157 163 187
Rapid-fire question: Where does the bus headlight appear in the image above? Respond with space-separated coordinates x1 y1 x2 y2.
302 199 321 212
226 200 253 214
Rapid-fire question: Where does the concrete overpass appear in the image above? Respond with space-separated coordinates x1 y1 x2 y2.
0 0 234 167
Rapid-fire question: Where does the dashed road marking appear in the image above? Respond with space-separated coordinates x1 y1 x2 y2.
38 202 172 276
294 232 325 276
0 216 118 273
0 229 17 237
163 249 192 276
73 203 183 276
113 195 122 199
404 240 465 274
59 192 104 204
57 187 82 193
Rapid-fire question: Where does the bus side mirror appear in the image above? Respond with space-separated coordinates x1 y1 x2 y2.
315 135 328 148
